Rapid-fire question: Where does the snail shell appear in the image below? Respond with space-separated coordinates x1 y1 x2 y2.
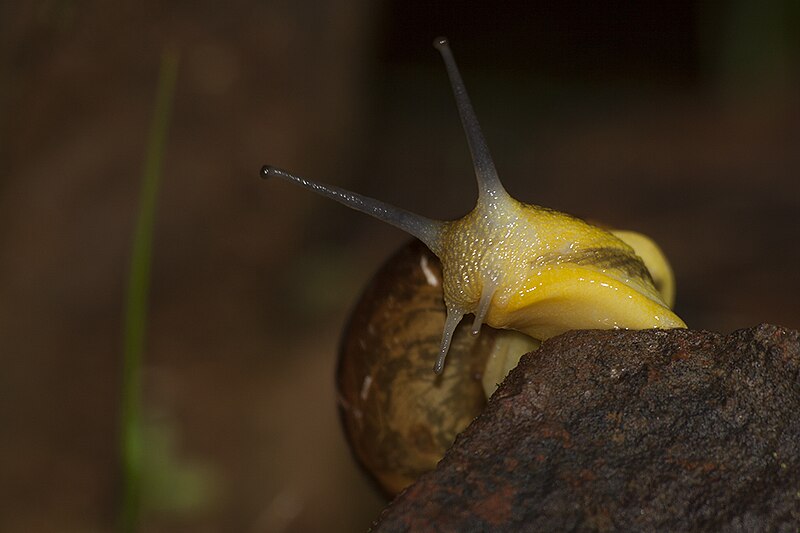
337 240 536 495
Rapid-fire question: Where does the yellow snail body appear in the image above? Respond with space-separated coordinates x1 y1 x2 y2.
262 38 685 495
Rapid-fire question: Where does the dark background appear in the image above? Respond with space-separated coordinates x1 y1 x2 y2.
1 1 798 531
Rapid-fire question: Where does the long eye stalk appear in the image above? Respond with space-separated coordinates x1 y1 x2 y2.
433 37 507 201
261 165 445 254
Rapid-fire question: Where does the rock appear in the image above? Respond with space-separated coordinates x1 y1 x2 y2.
372 325 800 532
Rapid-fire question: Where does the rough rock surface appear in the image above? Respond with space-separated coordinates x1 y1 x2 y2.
373 325 800 532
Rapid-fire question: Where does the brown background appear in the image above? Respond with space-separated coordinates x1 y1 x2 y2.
1 1 798 531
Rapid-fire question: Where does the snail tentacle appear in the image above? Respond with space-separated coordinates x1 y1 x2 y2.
433 37 507 201
434 305 467 374
260 165 445 253
471 275 499 335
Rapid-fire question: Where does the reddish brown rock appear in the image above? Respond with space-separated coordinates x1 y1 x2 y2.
373 325 800 532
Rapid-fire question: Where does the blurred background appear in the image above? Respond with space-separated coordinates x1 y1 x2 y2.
1 1 798 531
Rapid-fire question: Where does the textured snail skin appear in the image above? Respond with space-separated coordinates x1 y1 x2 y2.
433 196 685 346
610 229 676 308
338 240 512 496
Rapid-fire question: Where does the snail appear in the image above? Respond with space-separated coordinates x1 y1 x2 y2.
262 38 686 495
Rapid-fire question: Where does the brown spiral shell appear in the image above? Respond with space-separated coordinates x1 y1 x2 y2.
337 239 507 495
